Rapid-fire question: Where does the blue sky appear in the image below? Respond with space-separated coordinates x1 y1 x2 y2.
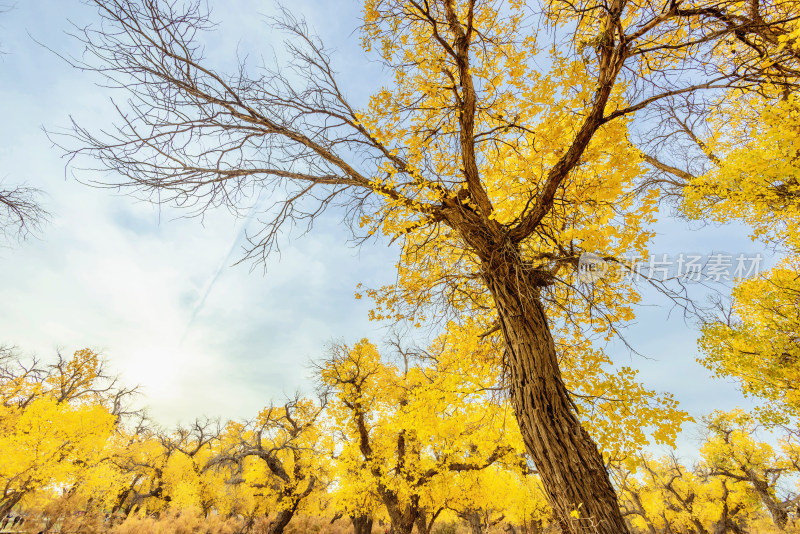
0 0 771 455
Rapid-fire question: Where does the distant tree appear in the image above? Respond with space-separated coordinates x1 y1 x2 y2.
319 337 527 534
615 453 759 534
213 397 329 534
700 410 799 530
0 347 133 517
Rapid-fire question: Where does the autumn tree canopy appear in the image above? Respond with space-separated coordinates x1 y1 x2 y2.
0 347 133 518
55 0 800 531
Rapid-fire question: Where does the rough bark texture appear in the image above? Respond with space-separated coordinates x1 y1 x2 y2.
752 480 789 529
351 515 374 534
482 260 630 534
268 509 295 534
461 511 486 534
415 515 430 534
385 494 418 534
709 483 745 534
0 492 24 521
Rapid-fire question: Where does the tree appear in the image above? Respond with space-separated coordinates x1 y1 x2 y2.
85 415 222 520
154 419 222 515
639 58 800 428
213 397 329 534
434 467 552 534
700 410 799 530
328 451 384 534
61 0 800 529
103 422 172 516
500 473 553 534
615 453 759 534
319 338 521 534
0 348 130 518
699 264 800 426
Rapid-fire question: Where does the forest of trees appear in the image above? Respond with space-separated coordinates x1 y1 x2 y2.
3 0 800 531
1 338 798 534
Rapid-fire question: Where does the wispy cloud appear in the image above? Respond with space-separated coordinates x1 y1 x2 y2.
180 194 263 346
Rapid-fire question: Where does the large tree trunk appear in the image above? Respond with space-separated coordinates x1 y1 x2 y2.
383 501 416 534
0 492 24 521
386 507 416 534
110 486 132 516
351 514 374 534
388 517 415 534
459 511 486 534
483 264 629 534
751 481 788 529
268 509 296 534
379 490 418 534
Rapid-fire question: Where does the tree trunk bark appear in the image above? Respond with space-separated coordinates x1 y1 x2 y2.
388 519 415 534
380 491 418 534
0 492 24 522
351 514 374 534
459 511 485 534
268 509 296 534
415 515 429 534
752 482 788 530
387 512 415 534
483 266 630 534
